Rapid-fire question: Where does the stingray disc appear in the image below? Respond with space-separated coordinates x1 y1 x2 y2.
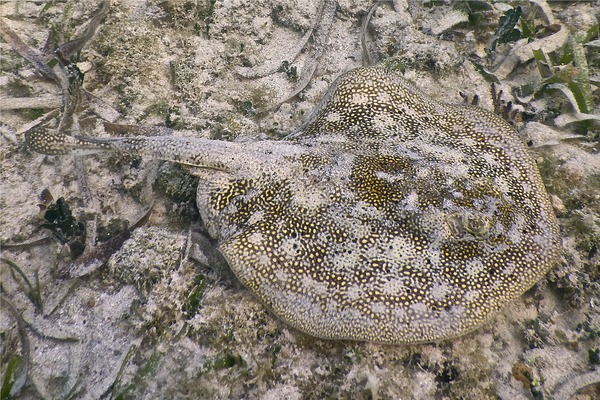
196 67 561 344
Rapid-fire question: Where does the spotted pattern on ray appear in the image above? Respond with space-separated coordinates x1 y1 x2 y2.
25 67 561 344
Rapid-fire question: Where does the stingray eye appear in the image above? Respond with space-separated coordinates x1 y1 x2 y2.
463 215 492 237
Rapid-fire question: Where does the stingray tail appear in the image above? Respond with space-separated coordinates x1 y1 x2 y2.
24 127 100 156
24 127 234 171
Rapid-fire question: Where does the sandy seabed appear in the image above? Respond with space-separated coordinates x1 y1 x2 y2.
1 1 599 399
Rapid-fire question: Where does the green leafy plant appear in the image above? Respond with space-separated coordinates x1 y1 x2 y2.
110 345 161 400
485 6 522 54
1 355 22 400
182 274 208 319
522 24 598 134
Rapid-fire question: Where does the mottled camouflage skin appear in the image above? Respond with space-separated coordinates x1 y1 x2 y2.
26 67 560 344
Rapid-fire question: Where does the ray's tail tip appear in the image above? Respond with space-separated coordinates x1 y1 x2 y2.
24 127 71 155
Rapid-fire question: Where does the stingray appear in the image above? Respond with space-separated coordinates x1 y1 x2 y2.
25 67 561 344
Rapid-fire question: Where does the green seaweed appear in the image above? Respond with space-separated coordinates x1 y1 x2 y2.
238 100 257 117
521 24 598 134
110 346 162 400
455 0 494 29
159 0 216 36
522 316 552 349
485 6 522 54
22 108 45 121
382 57 407 74
165 105 182 129
472 61 500 84
41 197 86 258
0 355 22 400
107 344 137 400
567 33 593 114
435 361 459 386
576 320 600 340
210 353 245 370
182 274 207 319
589 348 600 366
156 163 199 204
277 60 299 81
1 258 43 311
